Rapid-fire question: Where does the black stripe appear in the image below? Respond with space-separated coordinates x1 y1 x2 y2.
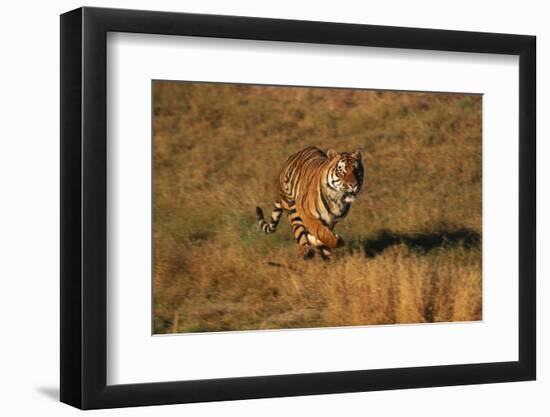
319 190 331 212
326 171 339 191
290 216 303 223
288 208 297 215
293 224 305 234
319 216 330 228
273 207 283 213
296 230 307 243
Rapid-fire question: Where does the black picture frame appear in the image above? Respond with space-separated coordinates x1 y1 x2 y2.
60 6 536 410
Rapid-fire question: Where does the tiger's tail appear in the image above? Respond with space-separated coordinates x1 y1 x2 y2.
256 202 283 234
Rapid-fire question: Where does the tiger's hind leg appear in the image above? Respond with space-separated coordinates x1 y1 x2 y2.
287 203 315 259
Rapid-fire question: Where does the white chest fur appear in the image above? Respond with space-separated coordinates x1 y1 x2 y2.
322 189 352 227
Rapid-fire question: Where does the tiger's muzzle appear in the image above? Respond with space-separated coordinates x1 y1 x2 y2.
343 191 357 203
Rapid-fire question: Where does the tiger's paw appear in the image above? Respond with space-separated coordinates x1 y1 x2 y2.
320 247 332 261
300 245 315 260
336 235 345 248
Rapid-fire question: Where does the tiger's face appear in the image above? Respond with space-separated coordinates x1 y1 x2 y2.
326 149 364 203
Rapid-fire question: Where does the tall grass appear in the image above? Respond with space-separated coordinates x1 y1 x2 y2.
153 82 482 334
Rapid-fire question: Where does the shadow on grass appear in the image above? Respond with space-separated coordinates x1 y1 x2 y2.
363 228 481 258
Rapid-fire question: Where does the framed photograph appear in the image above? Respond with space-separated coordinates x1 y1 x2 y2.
60 6 536 409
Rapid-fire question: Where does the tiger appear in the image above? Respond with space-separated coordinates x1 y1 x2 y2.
256 146 364 259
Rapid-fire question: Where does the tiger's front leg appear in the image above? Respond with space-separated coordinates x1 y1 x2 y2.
301 217 345 260
301 217 344 249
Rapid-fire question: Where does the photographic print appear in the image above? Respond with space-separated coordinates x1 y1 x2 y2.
152 81 482 334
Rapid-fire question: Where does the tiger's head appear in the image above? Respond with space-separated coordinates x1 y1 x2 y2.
326 149 364 203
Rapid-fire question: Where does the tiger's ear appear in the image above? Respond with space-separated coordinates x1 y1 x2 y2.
351 149 362 160
327 149 339 160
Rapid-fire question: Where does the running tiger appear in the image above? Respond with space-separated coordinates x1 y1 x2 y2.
256 146 364 259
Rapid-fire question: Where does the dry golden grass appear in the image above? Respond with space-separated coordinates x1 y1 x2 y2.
152 82 482 333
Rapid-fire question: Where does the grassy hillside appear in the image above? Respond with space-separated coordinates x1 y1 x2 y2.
153 81 482 333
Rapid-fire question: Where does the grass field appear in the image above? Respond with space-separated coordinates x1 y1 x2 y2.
152 81 482 334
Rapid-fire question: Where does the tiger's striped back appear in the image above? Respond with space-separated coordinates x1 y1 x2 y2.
277 147 329 206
